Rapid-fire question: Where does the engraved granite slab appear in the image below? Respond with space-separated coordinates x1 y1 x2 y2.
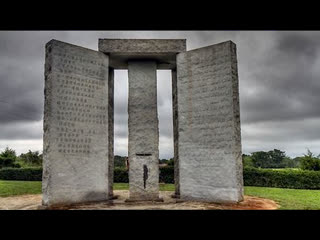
43 40 112 206
176 41 244 203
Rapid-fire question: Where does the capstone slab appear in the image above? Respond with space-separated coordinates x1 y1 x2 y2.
98 39 186 69
99 39 186 53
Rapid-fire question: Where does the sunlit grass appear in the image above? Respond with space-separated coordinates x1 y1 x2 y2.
245 186 320 210
0 180 42 197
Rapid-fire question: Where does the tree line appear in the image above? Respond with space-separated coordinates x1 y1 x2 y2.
243 149 320 171
0 147 42 169
1 146 320 171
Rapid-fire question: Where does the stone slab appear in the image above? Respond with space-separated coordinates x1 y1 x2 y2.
176 41 244 203
42 39 112 206
127 60 160 201
171 69 180 196
108 68 114 199
99 39 186 53
98 39 186 69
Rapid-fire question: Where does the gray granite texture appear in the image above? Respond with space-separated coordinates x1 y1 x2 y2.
99 39 186 53
176 41 244 203
98 39 186 69
42 40 112 206
127 60 160 201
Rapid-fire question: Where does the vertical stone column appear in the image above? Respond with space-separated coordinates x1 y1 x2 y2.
127 60 161 201
171 69 180 197
108 67 114 199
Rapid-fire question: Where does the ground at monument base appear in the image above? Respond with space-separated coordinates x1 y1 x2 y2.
0 190 278 210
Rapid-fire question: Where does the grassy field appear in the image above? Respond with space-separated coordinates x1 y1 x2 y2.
1 180 320 209
0 180 42 197
244 186 320 210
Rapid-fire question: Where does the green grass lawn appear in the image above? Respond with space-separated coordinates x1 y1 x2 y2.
245 186 320 210
1 180 320 210
0 180 42 197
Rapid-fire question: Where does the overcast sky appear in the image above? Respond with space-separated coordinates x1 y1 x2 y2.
0 31 320 159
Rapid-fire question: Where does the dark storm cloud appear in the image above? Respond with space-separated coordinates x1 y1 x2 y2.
0 32 54 123
0 86 42 123
0 63 44 123
0 121 42 140
243 118 320 142
239 31 320 124
277 32 319 60
0 31 100 124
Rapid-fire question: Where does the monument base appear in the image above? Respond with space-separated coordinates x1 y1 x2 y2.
124 197 164 203
171 193 180 199
38 199 112 210
109 195 119 200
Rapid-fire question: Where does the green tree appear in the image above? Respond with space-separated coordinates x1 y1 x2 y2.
114 155 126 168
251 151 270 168
268 149 286 168
19 150 43 166
243 155 254 168
0 147 20 169
159 159 168 164
167 158 174 166
251 149 287 168
0 147 16 158
282 157 300 168
300 149 320 171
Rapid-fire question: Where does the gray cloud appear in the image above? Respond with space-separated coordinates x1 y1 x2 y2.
0 121 42 140
240 32 320 124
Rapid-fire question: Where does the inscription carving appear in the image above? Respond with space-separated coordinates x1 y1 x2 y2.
43 39 110 206
49 43 108 156
177 41 243 202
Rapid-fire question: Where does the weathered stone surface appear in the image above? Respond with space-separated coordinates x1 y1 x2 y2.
171 69 180 197
99 39 186 53
108 68 114 199
176 41 244 203
98 39 186 69
127 61 160 201
43 39 112 206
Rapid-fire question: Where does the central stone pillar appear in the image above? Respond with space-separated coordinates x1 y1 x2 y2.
127 60 161 201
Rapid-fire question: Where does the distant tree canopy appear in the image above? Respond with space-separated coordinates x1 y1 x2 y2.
114 155 126 168
0 147 20 169
299 149 320 171
1 146 319 171
243 149 301 169
252 149 286 168
19 150 43 166
167 158 174 166
159 159 168 164
242 154 254 168
0 148 43 169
